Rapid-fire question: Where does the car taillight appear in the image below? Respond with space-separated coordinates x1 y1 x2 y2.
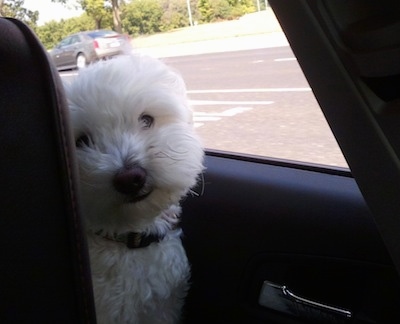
93 40 99 48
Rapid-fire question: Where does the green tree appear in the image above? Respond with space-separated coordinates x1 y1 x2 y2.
62 13 99 33
35 20 66 49
232 0 255 16
0 0 39 29
51 0 122 33
197 0 212 22
197 0 255 22
35 13 95 49
81 0 111 29
159 0 199 31
197 0 230 22
122 0 163 35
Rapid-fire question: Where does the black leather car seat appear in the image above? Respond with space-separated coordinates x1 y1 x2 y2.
0 18 96 323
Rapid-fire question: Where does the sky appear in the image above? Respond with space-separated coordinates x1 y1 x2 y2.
24 0 83 25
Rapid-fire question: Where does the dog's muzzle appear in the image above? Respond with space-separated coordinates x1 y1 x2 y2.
113 166 152 203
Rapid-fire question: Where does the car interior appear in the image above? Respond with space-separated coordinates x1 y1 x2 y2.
0 18 96 322
2 0 400 323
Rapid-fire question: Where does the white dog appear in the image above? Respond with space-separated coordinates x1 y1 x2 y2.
65 55 204 324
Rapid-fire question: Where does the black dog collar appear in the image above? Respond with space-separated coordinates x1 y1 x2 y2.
95 230 164 249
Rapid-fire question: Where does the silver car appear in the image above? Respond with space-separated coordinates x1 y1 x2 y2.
50 30 131 71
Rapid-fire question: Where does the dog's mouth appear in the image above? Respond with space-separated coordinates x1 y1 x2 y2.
124 189 153 204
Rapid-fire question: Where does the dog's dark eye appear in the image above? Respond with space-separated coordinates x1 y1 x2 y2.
139 114 154 129
75 134 92 148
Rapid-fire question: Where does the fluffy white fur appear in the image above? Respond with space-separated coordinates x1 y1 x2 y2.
65 55 204 324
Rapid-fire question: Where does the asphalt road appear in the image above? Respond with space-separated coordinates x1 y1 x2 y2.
163 47 347 168
60 47 348 168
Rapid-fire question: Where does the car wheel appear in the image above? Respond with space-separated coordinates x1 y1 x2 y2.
76 53 87 69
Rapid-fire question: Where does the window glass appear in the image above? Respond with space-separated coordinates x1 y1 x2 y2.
59 37 71 47
135 9 348 168
70 35 80 44
59 9 348 169
86 30 118 38
162 50 347 168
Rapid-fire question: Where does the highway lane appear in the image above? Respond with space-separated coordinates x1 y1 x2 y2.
60 47 347 168
164 47 347 168
164 47 304 89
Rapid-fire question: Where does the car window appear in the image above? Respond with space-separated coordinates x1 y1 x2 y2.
187 50 348 168
157 14 348 169
86 30 118 38
59 37 71 47
54 9 347 169
69 35 80 45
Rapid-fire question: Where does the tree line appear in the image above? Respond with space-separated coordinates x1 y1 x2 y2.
0 0 267 49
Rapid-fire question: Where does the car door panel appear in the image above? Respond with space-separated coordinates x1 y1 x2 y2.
57 37 72 68
268 0 400 274
179 1 400 323
51 47 63 67
62 43 76 67
181 152 400 323
62 35 79 67
242 254 400 323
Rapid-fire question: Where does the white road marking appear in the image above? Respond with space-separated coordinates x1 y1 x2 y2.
190 100 274 105
195 107 253 116
60 72 79 76
274 58 297 62
187 88 310 94
195 116 222 122
193 107 253 128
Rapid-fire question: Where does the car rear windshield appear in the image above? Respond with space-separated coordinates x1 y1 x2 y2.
86 30 118 38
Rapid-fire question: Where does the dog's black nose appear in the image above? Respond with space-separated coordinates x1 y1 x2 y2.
113 166 147 195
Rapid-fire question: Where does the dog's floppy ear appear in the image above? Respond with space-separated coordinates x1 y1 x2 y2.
0 18 96 323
